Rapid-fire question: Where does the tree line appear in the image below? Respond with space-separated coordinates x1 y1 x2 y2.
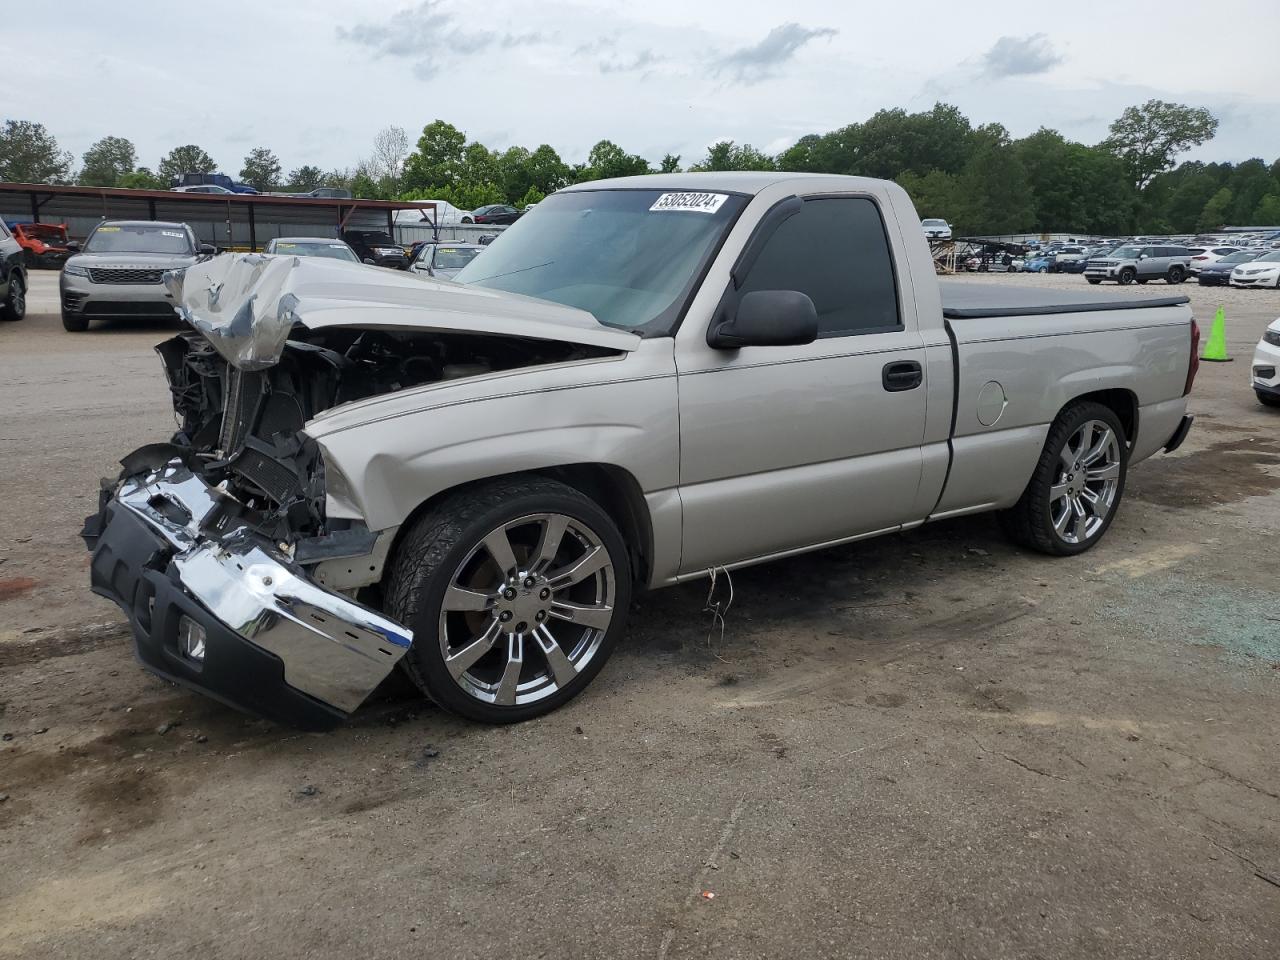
2 100 1278 234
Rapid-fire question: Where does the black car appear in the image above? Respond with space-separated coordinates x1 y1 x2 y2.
1198 249 1262 286
341 230 409 269
470 204 522 226
0 219 28 323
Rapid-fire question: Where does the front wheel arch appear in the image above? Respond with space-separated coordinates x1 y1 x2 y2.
381 464 654 595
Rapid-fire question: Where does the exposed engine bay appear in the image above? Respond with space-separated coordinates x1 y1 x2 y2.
151 326 611 553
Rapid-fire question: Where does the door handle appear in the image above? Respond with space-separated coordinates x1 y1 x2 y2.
882 360 923 392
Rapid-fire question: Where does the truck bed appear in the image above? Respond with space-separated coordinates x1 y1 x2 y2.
939 280 1189 319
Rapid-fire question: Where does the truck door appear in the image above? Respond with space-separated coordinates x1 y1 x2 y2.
674 195 931 574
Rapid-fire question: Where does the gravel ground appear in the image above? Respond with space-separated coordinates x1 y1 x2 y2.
1 270 1278 959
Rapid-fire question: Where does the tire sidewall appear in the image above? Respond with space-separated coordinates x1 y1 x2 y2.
1118 269 1135 285
2 272 25 321
394 483 632 723
1028 403 1129 555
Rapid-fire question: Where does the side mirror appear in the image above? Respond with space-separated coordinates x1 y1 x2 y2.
1137 253 1149 260
363 258 376 265
708 290 818 350
199 244 216 256
65 240 81 252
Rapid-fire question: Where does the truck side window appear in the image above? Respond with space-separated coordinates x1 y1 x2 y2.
738 197 901 338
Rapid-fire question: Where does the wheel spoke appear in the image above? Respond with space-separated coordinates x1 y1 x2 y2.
550 599 614 631
1053 503 1071 536
443 584 494 612
482 526 519 578
1072 497 1090 540
1049 481 1071 503
1087 461 1120 482
531 514 568 572
1059 444 1075 472
546 545 609 589
1074 423 1093 462
444 619 502 680
494 633 524 705
1082 427 1113 466
532 624 578 688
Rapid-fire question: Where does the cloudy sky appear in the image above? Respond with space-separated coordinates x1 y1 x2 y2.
5 0 1278 175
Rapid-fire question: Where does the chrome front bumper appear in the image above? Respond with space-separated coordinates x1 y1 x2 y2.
100 460 412 716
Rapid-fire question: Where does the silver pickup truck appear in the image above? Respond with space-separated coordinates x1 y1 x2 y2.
83 173 1198 728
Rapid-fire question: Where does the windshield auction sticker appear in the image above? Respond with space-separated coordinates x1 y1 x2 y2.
649 192 729 214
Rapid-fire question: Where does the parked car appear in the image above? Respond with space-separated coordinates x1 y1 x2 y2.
1253 319 1280 408
0 219 28 322
171 184 236 194
922 218 952 241
398 201 471 226
1060 246 1110 274
1051 246 1089 271
1023 254 1054 273
264 237 360 262
1197 250 1262 286
1083 244 1191 285
83 173 1197 729
59 220 214 331
1187 246 1241 274
341 229 410 269
1230 250 1280 288
470 204 522 226
6 220 74 268
408 241 484 280
172 172 259 194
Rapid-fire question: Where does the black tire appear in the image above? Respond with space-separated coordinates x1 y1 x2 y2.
461 216 473 224
0 272 26 321
1118 268 1135 285
1257 390 1280 409
61 308 89 332
385 476 632 723
1166 266 1185 284
1087 278 1102 285
999 400 1129 557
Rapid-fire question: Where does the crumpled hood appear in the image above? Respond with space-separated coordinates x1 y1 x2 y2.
165 253 639 371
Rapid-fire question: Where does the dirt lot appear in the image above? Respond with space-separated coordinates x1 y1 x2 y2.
2 270 1278 959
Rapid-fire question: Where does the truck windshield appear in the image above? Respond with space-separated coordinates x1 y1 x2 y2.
85 225 193 255
454 188 748 335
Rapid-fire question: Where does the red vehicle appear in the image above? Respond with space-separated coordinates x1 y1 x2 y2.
6 221 75 269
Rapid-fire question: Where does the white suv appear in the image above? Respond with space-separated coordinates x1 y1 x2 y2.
921 218 952 241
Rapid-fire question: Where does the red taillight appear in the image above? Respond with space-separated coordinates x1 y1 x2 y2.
1193 256 1207 261
1184 318 1200 396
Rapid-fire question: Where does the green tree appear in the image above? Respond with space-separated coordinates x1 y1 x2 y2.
690 141 776 172
953 128 1034 234
659 153 682 173
239 147 282 191
895 170 960 221
580 140 650 181
118 167 165 190
525 144 569 196
286 165 325 192
495 146 533 203
78 136 137 187
402 120 468 191
1197 187 1232 231
1102 100 1219 191
518 185 546 207
1253 194 1280 225
0 120 73 183
158 144 217 184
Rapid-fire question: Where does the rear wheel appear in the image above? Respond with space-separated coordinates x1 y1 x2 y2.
1000 401 1128 556
386 477 632 723
1257 390 1280 409
1167 266 1185 284
0 273 25 321
1087 278 1102 285
1118 268 1135 285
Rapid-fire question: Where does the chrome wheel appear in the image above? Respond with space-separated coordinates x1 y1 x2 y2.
438 513 615 706
1050 419 1121 544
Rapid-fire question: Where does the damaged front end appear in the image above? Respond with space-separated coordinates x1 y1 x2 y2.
83 253 632 727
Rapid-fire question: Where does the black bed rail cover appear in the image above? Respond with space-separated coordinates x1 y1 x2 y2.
940 280 1190 320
